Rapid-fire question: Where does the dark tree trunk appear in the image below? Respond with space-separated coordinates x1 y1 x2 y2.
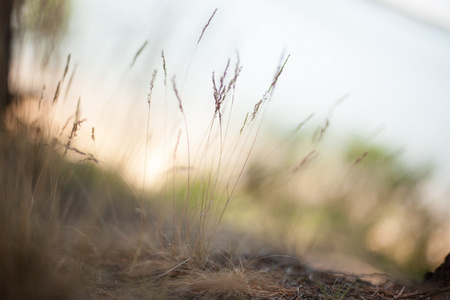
0 0 14 119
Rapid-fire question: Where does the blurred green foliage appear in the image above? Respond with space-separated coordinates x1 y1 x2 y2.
232 135 442 279
345 138 432 190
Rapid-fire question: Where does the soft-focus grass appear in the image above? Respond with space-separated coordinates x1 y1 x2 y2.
2 6 450 299
1 10 294 295
0 50 293 298
222 132 442 279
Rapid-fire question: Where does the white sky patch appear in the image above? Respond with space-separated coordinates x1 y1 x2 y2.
376 0 450 31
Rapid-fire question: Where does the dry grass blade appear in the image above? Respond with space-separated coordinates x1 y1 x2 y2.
197 8 218 44
135 70 158 269
240 112 249 134
130 40 148 68
312 119 329 145
38 85 45 110
75 96 81 121
161 50 167 86
327 93 348 119
292 150 317 173
52 54 72 104
293 113 314 133
250 99 263 122
52 81 61 104
263 113 314 158
58 116 73 137
62 54 71 82
268 54 290 95
64 63 77 101
173 129 182 161
172 77 184 113
249 54 290 122
181 9 218 93
151 258 191 282
147 70 157 104
172 76 192 243
142 70 157 198
354 151 368 165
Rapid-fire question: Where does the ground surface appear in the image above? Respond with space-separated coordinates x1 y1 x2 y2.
87 248 450 299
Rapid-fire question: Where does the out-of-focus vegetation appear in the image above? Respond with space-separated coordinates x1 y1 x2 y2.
228 133 446 279
2 1 450 298
14 0 71 65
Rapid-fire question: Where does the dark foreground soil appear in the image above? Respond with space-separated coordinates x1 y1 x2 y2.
87 249 450 300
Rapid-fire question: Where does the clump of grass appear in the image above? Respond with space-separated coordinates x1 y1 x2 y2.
0 118 82 299
3 11 293 298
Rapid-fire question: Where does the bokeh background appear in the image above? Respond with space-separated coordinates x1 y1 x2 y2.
10 0 450 279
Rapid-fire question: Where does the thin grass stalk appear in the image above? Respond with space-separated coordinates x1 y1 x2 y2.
187 117 216 244
160 50 174 244
213 55 290 236
51 97 83 219
52 54 71 105
130 40 148 68
38 85 45 110
142 70 157 197
222 55 241 150
172 77 192 243
181 9 217 93
172 129 182 244
88 127 120 227
131 70 158 260
261 113 314 161
63 63 77 101
196 57 242 239
210 57 242 198
194 119 229 246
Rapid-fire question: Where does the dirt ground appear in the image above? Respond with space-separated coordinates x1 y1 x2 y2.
86 248 450 299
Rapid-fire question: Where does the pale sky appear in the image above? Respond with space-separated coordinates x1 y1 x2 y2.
377 0 450 31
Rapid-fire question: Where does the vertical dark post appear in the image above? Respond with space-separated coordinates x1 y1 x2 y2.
0 0 14 119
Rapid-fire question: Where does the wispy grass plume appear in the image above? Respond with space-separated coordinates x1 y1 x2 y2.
142 70 157 195
172 76 192 243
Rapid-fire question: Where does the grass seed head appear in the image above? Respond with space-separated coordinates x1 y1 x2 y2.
62 54 71 82
197 8 218 44
172 77 184 113
161 50 167 86
148 70 157 104
52 81 61 104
